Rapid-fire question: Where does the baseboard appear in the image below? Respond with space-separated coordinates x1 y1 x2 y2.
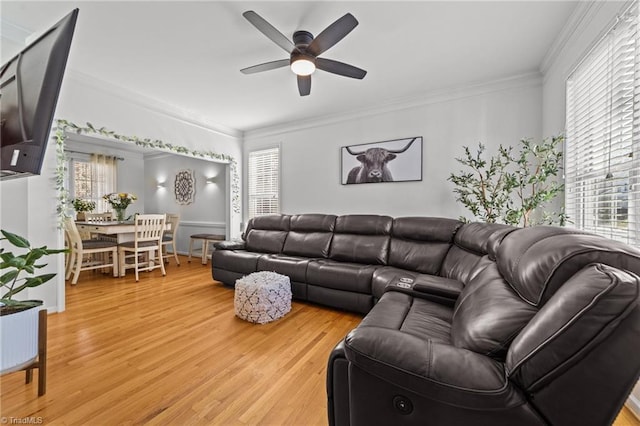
626 393 640 420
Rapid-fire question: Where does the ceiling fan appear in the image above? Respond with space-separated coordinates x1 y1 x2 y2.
240 10 367 96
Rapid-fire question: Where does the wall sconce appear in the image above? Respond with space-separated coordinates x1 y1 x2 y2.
157 181 166 188
205 177 216 184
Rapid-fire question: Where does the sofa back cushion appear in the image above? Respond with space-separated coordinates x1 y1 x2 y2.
450 263 537 359
283 214 337 258
244 214 291 254
506 264 639 392
388 217 461 274
441 222 515 285
497 226 640 307
329 215 392 265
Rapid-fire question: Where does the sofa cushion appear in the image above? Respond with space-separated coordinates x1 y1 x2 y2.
334 214 392 235
307 259 378 294
245 229 288 254
329 215 392 265
307 286 373 314
244 214 291 236
283 231 333 258
211 250 262 273
358 291 453 344
506 264 639 392
257 254 310 283
330 234 390 265
391 217 462 242
441 247 492 285
282 214 337 258
497 226 640 307
441 223 515 284
344 291 527 409
290 213 337 232
451 263 537 359
371 266 463 302
388 217 461 274
453 222 516 258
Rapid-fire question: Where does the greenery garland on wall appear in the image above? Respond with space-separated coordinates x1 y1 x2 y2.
54 119 241 224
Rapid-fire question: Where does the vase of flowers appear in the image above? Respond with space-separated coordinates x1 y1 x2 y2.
71 198 96 221
103 193 137 222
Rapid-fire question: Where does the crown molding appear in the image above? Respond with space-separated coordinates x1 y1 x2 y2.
540 1 601 76
0 18 31 45
244 72 543 140
65 70 243 140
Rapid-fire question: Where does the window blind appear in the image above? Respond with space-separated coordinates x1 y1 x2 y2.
248 147 280 219
565 2 640 246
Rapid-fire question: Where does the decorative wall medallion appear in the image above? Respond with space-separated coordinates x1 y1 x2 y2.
175 169 196 205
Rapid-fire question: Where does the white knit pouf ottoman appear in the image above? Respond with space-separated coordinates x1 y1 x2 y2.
234 271 292 324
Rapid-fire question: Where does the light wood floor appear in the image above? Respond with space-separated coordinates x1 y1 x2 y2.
1 255 638 425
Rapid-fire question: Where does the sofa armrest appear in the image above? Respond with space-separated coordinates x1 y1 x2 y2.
387 274 463 306
344 327 525 409
214 240 246 250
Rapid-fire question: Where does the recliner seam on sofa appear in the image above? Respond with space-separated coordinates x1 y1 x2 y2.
508 265 638 382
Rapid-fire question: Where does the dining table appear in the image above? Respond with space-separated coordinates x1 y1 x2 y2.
75 221 171 243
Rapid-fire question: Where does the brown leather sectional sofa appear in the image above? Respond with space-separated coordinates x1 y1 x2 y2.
211 213 640 425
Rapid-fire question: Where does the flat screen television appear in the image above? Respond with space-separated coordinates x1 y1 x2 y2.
0 8 78 180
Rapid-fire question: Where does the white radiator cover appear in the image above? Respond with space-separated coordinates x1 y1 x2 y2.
0 306 40 374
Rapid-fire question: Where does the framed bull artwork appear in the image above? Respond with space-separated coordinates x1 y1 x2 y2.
341 136 423 184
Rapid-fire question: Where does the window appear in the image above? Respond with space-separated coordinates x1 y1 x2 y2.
67 154 117 212
248 147 280 219
565 2 640 246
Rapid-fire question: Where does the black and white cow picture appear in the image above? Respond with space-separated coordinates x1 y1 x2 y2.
344 137 419 184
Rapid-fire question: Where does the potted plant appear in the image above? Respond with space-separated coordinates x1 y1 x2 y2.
71 198 96 221
0 230 66 374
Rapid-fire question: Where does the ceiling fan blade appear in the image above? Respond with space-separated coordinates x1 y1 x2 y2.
243 10 295 54
307 13 358 57
316 58 367 79
298 75 311 96
241 59 290 74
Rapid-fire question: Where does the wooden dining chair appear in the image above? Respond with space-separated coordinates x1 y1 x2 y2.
118 214 166 282
84 212 115 241
162 214 180 266
64 218 119 285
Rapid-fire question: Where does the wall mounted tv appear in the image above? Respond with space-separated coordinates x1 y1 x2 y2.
0 8 78 180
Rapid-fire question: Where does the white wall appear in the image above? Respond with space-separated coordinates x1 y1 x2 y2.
144 153 226 253
244 75 543 221
65 136 146 217
0 71 243 312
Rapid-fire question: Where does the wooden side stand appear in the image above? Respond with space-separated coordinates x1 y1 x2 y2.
188 234 225 265
24 309 47 396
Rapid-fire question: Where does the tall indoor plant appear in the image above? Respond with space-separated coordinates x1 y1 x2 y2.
448 135 566 226
1 230 66 373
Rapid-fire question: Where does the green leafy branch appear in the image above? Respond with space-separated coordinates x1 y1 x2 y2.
53 120 241 228
448 135 567 227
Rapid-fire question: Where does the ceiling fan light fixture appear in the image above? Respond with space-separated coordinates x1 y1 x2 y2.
290 53 316 76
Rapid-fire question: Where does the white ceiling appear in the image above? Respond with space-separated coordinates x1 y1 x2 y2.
1 1 580 134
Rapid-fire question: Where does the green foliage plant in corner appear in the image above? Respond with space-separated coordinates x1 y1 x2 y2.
448 135 567 227
0 230 67 315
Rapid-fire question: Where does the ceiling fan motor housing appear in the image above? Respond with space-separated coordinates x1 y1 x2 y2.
293 30 314 49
